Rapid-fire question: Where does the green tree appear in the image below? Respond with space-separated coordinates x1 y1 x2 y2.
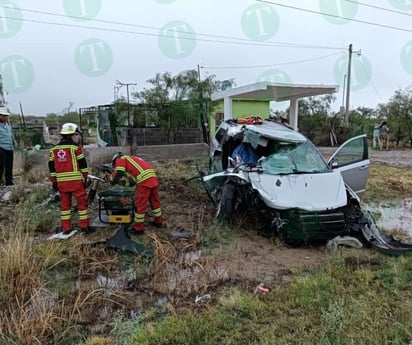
377 86 412 146
297 95 377 146
135 69 223 143
347 107 378 142
297 94 338 145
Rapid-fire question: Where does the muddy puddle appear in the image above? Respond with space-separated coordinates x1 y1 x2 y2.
363 198 412 241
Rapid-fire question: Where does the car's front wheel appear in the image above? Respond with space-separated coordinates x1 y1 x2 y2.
216 183 236 221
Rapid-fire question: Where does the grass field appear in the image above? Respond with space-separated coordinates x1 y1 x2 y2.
0 161 411 345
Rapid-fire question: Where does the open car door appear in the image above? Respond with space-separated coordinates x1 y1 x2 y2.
328 134 370 198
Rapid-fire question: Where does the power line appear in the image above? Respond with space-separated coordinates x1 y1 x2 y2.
203 52 342 69
357 56 384 103
344 0 412 18
256 0 412 34
0 5 343 51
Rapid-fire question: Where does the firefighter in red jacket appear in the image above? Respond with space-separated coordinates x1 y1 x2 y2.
110 152 163 235
48 123 94 235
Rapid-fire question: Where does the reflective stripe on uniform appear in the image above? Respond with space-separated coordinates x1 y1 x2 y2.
134 213 145 223
152 207 162 217
60 209 71 221
78 209 89 220
126 157 156 183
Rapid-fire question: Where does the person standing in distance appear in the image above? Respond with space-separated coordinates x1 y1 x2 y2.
0 107 15 186
110 152 163 235
372 119 383 150
379 120 390 151
48 123 94 235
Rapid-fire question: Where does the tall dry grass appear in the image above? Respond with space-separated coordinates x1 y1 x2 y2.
0 209 121 344
0 231 65 344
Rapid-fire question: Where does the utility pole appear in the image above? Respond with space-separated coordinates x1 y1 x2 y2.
339 74 347 116
341 74 347 108
19 101 26 130
113 84 121 102
344 44 352 127
344 44 362 127
197 64 201 82
116 80 137 146
197 64 208 143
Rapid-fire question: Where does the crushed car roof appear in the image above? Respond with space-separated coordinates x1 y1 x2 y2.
226 120 307 143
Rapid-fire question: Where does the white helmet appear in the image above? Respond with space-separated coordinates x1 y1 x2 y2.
112 152 124 166
60 122 80 135
0 107 10 116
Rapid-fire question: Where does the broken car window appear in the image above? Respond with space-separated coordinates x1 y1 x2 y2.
261 140 329 175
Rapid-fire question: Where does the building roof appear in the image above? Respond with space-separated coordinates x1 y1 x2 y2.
212 82 339 102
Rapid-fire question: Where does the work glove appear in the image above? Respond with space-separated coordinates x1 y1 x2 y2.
52 181 58 192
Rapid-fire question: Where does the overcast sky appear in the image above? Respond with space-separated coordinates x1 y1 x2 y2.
1 0 412 116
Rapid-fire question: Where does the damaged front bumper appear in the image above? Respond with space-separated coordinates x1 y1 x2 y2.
361 212 412 255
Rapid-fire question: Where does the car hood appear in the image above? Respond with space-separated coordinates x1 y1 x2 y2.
203 169 348 212
249 171 347 211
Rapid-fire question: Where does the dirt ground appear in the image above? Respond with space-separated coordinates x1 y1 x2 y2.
3 147 411 284
189 147 412 287
2 146 411 338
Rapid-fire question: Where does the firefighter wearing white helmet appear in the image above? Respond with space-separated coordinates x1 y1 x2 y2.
60 122 80 135
48 122 95 235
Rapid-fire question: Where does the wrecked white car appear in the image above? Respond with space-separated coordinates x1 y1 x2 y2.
201 119 412 254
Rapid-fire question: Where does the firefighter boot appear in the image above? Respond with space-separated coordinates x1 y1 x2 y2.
130 223 145 236
150 216 163 228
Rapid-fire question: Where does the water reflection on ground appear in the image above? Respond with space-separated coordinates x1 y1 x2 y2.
363 198 412 240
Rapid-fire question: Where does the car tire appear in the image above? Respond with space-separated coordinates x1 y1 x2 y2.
217 183 236 221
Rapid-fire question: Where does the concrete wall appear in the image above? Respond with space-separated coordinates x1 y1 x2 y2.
13 143 210 173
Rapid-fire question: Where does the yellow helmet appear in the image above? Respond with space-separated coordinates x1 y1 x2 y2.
60 123 80 135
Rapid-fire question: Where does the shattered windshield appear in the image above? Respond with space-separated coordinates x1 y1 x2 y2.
261 140 329 175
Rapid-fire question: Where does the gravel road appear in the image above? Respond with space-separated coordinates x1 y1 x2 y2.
318 147 412 167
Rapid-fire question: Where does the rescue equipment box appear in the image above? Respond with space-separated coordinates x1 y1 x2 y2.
98 187 134 224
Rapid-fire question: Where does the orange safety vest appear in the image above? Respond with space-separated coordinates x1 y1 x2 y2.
49 141 88 189
111 155 158 188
